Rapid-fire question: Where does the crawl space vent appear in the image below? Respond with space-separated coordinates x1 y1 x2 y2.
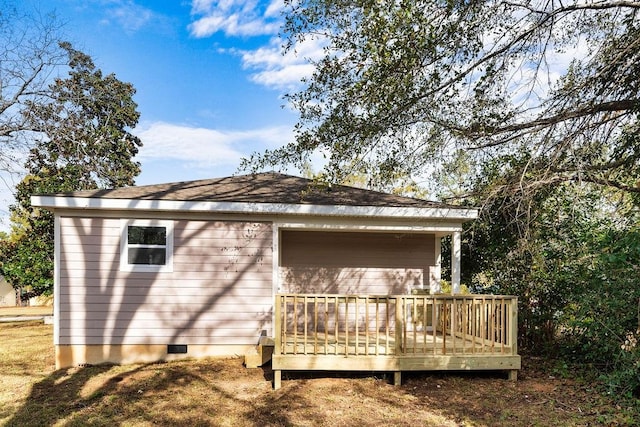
167 344 188 354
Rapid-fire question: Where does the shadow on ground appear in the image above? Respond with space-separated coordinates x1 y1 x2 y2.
5 357 635 427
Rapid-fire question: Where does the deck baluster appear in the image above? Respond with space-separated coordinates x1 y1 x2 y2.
334 296 339 355
313 296 318 354
364 296 369 356
323 297 328 355
375 297 380 356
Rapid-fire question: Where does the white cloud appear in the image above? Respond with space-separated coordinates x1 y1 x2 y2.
251 63 316 88
190 13 279 37
505 38 591 113
110 3 154 32
135 121 294 167
189 0 283 37
95 0 157 33
232 37 326 90
188 0 325 89
264 0 284 17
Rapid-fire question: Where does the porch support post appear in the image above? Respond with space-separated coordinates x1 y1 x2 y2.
430 236 442 294
272 224 280 337
451 231 461 294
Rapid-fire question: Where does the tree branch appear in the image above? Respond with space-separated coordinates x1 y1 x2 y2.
466 99 639 148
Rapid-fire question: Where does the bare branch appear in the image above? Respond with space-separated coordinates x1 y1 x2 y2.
467 99 639 146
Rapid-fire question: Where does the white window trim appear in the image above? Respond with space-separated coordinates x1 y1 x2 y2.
120 219 174 273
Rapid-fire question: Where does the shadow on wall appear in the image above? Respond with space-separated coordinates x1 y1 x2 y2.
56 191 275 367
281 266 424 295
279 230 435 295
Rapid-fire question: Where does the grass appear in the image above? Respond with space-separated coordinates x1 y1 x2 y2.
0 306 53 317
1 321 638 426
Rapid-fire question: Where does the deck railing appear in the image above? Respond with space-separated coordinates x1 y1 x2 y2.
274 293 518 357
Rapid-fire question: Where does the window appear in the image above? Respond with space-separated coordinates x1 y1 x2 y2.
120 220 173 272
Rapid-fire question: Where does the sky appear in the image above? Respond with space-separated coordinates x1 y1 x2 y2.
0 0 324 231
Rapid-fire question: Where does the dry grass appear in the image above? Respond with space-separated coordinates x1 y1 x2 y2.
0 306 53 317
1 321 637 426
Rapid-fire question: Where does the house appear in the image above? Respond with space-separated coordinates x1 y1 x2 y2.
0 275 17 307
32 172 520 387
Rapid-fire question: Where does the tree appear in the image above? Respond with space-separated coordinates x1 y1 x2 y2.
0 1 66 174
0 43 141 299
22 42 141 189
246 0 640 202
243 0 640 397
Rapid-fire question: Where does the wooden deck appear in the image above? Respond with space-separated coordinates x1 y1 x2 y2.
272 293 521 389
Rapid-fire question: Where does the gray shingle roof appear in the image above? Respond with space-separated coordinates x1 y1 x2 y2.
46 172 457 209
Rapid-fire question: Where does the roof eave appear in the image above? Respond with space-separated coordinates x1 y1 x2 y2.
31 195 479 221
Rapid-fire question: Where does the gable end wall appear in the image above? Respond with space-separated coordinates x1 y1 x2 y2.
56 216 273 366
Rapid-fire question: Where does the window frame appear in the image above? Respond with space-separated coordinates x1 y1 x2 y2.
120 219 174 273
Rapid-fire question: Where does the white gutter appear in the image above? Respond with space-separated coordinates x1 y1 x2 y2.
31 195 478 221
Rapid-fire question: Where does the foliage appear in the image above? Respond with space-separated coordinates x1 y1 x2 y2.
438 280 469 295
0 43 141 299
246 0 640 202
21 42 142 189
0 223 53 299
560 226 640 397
463 180 640 397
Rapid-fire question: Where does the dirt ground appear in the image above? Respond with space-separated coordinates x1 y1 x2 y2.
1 321 637 426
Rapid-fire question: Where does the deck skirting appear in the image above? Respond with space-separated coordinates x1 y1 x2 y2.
273 353 521 372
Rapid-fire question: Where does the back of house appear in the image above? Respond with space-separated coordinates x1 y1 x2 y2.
32 172 477 369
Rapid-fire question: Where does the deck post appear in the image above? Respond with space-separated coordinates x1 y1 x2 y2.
274 370 282 389
393 371 402 386
273 294 283 390
510 297 518 356
274 295 282 356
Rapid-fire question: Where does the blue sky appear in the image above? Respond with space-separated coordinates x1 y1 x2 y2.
0 0 324 231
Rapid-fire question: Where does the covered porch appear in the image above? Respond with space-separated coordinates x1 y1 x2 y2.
271 293 520 389
265 200 519 389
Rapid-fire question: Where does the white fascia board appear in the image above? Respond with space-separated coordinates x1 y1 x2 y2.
31 195 478 221
274 221 464 233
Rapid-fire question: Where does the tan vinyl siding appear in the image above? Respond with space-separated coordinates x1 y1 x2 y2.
280 230 435 294
57 217 272 347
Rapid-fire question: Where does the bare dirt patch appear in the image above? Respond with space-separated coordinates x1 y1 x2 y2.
1 321 636 426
